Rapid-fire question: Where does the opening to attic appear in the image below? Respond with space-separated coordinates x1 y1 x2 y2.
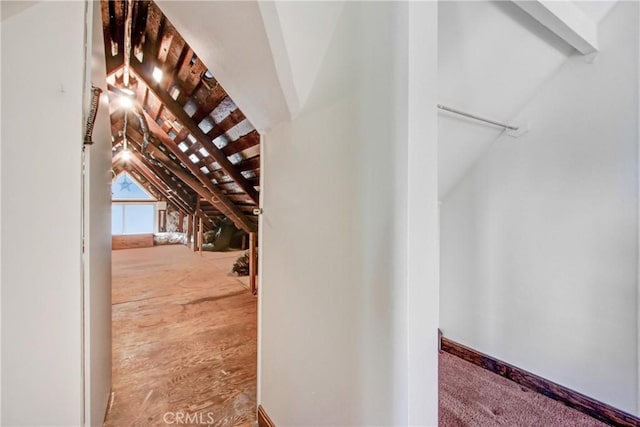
100 0 260 424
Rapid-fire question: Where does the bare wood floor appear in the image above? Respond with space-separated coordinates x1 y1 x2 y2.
106 245 257 427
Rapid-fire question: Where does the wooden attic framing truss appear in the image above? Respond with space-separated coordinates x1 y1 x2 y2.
102 0 260 235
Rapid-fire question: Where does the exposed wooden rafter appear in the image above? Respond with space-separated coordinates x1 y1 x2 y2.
102 0 260 234
141 109 256 232
113 105 256 232
130 63 259 204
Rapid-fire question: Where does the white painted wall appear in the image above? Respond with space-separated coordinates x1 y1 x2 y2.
260 2 438 425
438 1 573 199
406 3 439 423
440 1 639 415
83 1 113 425
0 8 4 424
1 1 87 425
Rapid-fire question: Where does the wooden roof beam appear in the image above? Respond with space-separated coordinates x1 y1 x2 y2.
130 63 259 203
112 101 256 233
141 109 256 232
112 129 198 204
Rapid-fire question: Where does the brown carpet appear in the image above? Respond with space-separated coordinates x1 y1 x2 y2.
439 351 608 426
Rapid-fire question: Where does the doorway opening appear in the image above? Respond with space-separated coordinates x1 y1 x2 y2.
100 1 261 424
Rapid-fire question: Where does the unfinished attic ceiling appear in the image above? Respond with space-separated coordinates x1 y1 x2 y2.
102 0 259 233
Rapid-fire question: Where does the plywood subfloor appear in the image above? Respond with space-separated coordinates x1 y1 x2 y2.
106 245 257 427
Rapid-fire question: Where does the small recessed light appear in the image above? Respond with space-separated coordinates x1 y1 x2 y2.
152 66 163 83
122 149 132 161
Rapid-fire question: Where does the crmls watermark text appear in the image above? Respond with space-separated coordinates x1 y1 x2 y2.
163 411 215 425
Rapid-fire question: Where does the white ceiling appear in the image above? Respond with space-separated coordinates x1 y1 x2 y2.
438 1 617 200
259 1 346 116
573 1 617 22
1 1 39 22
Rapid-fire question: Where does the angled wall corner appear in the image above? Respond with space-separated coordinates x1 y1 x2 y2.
156 0 291 133
260 2 439 425
512 0 599 54
258 1 346 117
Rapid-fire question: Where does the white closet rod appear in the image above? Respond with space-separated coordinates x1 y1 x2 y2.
437 104 519 131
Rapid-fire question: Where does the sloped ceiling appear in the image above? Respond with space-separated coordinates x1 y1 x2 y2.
157 0 618 200
258 1 346 116
438 1 572 199
438 0 617 200
0 1 39 22
158 0 347 125
103 1 262 232
573 1 617 22
156 0 291 133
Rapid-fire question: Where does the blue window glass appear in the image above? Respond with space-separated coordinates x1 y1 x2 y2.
124 204 155 234
112 204 156 235
112 173 154 200
112 205 124 235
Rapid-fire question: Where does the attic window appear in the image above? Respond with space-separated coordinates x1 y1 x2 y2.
112 204 155 235
178 142 189 152
188 154 200 163
112 173 155 201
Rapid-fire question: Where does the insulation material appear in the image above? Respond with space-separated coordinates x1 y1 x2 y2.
153 232 186 245
165 206 181 232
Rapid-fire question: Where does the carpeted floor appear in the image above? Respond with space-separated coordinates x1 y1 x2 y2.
439 351 608 426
